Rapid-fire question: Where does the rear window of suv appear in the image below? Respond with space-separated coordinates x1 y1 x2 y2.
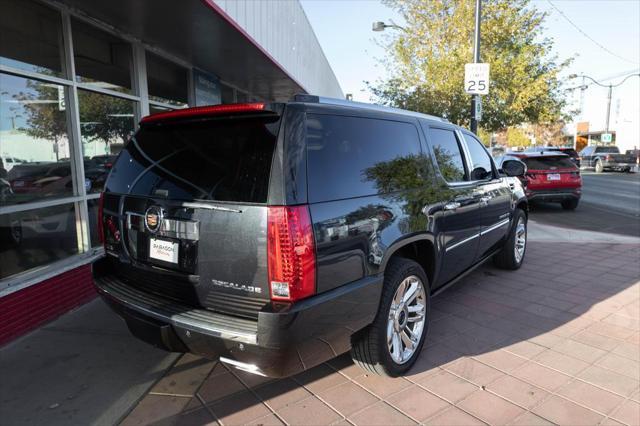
306 114 423 203
523 156 576 170
105 116 280 203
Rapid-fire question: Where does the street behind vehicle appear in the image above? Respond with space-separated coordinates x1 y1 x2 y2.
93 97 528 378
507 152 582 210
579 145 636 173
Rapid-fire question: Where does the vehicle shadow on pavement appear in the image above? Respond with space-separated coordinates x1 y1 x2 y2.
122 241 640 426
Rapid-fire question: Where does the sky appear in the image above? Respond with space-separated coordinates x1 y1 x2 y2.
300 0 640 146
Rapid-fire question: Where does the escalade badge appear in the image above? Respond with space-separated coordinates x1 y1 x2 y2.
145 206 164 233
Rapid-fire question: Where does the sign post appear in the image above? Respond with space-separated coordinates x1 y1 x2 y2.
469 0 483 134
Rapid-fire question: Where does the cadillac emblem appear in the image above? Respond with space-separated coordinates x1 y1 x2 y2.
144 206 163 233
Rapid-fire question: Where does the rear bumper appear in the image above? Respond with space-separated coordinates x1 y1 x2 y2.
526 189 581 203
93 261 382 377
602 162 634 170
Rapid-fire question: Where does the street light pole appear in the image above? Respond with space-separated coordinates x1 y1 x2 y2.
605 84 612 133
470 0 482 134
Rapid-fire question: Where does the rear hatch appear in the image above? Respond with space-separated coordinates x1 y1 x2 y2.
522 155 581 191
101 104 283 319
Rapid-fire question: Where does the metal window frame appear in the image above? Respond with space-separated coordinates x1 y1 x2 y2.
0 0 202 295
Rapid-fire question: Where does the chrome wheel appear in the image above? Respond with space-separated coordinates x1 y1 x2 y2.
514 217 526 263
387 275 427 364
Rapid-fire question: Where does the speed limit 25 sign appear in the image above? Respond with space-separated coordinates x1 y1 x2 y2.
465 63 490 95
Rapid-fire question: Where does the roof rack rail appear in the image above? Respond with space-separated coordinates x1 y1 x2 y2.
292 94 448 123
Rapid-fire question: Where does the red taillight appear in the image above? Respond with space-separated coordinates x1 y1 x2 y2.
605 155 612 161
97 192 105 245
141 103 266 123
267 205 316 302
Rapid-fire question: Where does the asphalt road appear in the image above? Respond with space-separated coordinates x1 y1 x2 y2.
529 171 640 237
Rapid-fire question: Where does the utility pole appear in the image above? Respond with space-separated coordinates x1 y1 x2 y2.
470 0 481 134
605 84 612 133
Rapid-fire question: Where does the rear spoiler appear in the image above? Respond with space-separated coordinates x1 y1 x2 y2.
140 103 276 124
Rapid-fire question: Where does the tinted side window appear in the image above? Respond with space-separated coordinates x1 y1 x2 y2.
463 133 494 180
306 115 422 203
428 128 466 182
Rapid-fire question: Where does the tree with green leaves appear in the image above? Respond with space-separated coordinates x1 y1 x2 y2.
505 126 530 148
16 81 134 160
371 0 572 132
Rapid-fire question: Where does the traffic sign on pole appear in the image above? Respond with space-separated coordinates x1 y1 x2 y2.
474 96 482 121
465 63 490 95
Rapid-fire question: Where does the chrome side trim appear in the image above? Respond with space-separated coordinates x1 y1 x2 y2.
480 219 510 236
95 276 258 345
182 202 242 213
445 232 480 252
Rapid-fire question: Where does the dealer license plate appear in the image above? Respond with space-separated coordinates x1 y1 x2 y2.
149 238 179 264
547 174 561 181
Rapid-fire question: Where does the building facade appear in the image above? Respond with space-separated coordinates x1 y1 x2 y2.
0 0 342 345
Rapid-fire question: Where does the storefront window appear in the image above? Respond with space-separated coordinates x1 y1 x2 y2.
236 91 248 103
0 203 79 280
0 0 66 78
221 83 235 103
72 18 133 94
0 73 72 206
146 51 188 107
78 89 135 193
149 104 172 116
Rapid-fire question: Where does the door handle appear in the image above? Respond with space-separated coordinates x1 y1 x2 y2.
443 202 461 211
480 196 491 205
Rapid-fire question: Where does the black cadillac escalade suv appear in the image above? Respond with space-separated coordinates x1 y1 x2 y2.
93 96 528 378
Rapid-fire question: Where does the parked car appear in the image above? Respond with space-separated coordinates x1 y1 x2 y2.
507 152 582 210
93 97 528 378
525 146 580 168
9 162 72 195
579 145 635 173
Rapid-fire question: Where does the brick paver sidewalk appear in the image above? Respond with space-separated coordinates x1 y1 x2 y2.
122 242 640 426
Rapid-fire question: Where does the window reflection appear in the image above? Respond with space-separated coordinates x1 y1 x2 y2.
0 203 79 279
429 128 467 182
0 73 72 206
0 0 66 78
306 115 423 203
72 18 133 93
78 89 135 193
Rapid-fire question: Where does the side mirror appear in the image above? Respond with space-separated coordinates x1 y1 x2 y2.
501 159 526 177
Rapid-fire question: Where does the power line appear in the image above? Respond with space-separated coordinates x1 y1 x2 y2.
546 0 639 65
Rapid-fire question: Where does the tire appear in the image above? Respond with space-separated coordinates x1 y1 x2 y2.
595 160 604 173
351 258 430 377
493 209 527 270
561 199 579 210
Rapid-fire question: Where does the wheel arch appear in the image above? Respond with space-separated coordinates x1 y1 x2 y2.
516 199 528 217
379 235 438 289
